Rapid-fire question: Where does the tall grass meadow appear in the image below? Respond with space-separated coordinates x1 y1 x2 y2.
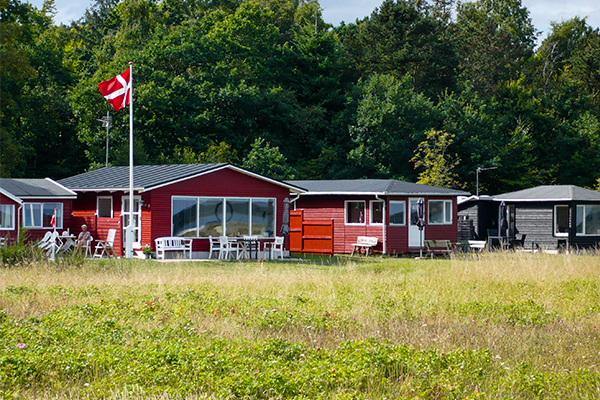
1 252 598 398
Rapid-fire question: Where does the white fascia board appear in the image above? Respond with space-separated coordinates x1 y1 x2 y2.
19 196 77 200
68 188 145 193
298 192 462 196
0 187 23 204
45 177 78 196
492 198 572 202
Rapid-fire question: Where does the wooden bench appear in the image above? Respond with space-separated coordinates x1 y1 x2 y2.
424 240 455 258
154 237 193 260
351 236 378 256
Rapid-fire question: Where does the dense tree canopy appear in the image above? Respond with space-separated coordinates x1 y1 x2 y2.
1 0 599 195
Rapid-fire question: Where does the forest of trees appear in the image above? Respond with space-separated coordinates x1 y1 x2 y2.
1 0 599 195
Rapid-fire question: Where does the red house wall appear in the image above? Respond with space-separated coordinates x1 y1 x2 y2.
71 192 124 256
295 195 459 255
69 168 292 256
149 168 291 253
0 194 73 243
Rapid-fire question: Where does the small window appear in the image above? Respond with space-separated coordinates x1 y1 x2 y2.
97 197 113 218
345 201 365 224
428 200 452 225
370 201 384 224
0 204 15 230
389 201 406 225
554 205 569 237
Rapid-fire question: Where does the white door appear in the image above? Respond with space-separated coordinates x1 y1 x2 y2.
409 198 424 248
122 195 141 250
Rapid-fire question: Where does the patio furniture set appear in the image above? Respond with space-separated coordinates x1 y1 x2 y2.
208 236 284 261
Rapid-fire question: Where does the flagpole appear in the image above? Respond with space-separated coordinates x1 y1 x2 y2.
50 208 57 261
126 61 134 259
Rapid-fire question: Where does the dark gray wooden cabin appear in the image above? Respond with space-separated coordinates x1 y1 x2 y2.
459 185 600 251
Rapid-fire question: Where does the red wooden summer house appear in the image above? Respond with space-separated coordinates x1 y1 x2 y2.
55 163 305 258
286 179 469 256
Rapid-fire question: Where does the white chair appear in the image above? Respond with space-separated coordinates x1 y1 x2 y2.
81 235 93 257
37 232 53 248
93 229 117 258
218 236 239 260
270 236 284 260
208 236 221 259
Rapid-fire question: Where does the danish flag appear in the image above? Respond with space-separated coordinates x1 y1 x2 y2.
50 209 56 228
98 68 131 111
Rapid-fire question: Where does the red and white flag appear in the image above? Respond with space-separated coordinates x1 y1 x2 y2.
50 209 56 228
98 68 131 111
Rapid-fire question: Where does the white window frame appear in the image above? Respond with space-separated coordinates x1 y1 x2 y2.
345 200 366 225
389 201 406 226
554 205 569 237
576 204 600 236
171 196 277 238
22 202 63 229
97 196 113 218
370 200 384 225
428 199 452 225
0 204 15 230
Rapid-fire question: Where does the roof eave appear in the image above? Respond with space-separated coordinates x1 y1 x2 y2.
298 191 468 196
0 187 23 204
144 164 307 193
45 177 78 196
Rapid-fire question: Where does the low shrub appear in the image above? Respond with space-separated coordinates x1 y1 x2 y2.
0 230 44 267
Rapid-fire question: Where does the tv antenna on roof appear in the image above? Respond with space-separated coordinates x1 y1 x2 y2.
97 111 112 167
476 166 498 197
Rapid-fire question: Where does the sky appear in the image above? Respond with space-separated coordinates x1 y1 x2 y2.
27 0 600 43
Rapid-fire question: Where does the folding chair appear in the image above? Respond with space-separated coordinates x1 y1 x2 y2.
93 229 117 258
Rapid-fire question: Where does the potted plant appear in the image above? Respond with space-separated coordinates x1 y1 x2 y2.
142 245 152 259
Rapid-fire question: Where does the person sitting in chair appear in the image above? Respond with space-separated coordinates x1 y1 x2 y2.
76 224 91 253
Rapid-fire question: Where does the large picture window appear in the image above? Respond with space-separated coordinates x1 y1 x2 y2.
252 199 275 236
576 205 600 236
172 197 276 238
345 201 365 225
23 203 63 229
428 200 452 225
0 204 15 230
389 201 406 225
173 197 198 237
554 205 569 237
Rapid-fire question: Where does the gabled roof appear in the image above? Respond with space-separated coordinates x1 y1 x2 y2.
494 185 600 202
58 163 305 193
0 178 77 202
287 179 469 196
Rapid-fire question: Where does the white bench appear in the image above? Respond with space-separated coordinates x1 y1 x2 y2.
351 236 378 256
154 237 193 260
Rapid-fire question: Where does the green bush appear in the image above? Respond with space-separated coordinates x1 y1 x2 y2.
0 230 44 267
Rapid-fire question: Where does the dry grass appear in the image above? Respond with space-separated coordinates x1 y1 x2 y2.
1 252 599 397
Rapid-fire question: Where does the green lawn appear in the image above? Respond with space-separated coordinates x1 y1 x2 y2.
1 253 599 399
